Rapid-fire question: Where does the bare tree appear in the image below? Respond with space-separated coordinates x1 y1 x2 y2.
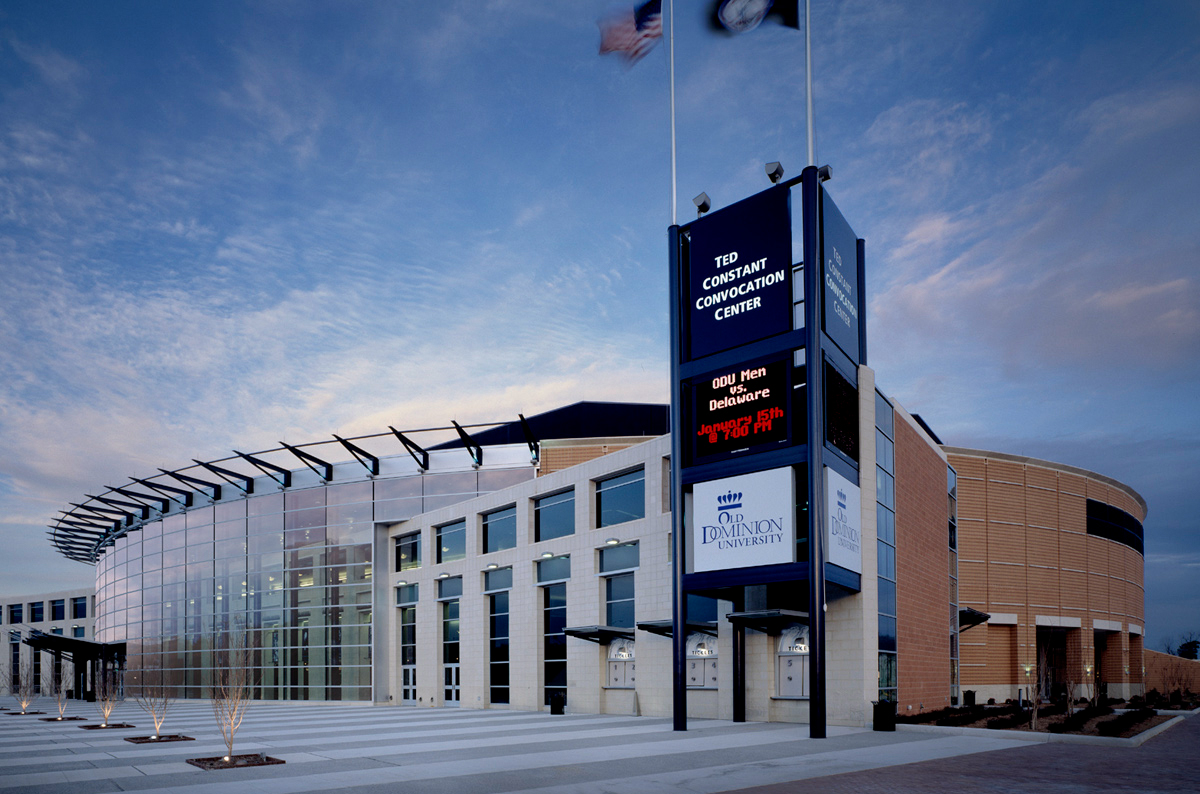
211 625 253 761
95 664 124 726
1063 662 1079 717
15 657 39 714
51 658 74 720
135 662 175 738
1030 646 1051 731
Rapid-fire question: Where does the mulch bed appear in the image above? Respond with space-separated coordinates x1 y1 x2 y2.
929 710 1170 738
39 716 89 722
126 734 195 744
186 753 285 770
79 723 136 730
5 711 46 716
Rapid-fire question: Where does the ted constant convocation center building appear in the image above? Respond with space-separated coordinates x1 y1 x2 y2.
29 173 1148 727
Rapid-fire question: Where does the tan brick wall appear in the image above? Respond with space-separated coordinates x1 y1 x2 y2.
1145 649 1200 694
894 416 951 712
944 449 1146 700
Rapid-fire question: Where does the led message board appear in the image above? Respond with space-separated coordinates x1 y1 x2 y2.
686 186 792 361
688 355 791 465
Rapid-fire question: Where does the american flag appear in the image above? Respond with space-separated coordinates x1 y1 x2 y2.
599 0 663 65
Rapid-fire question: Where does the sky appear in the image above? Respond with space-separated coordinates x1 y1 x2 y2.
0 1 1196 649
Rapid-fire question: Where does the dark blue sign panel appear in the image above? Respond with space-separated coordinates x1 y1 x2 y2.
687 186 792 361
820 189 861 364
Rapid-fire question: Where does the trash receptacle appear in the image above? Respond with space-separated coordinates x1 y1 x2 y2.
550 692 566 715
964 690 976 707
872 700 896 732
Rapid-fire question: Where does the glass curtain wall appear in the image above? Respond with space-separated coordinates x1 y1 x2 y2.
94 467 532 702
875 391 898 703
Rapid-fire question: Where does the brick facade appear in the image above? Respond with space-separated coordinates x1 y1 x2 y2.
893 414 952 712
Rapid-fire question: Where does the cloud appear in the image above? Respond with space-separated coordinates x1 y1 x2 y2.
4 35 84 87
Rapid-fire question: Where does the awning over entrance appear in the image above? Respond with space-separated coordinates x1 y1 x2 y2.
636 620 718 639
725 609 809 634
563 625 635 645
959 607 990 631
23 630 126 662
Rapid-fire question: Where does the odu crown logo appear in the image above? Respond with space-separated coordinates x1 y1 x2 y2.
837 488 847 511
700 483 784 549
717 490 742 510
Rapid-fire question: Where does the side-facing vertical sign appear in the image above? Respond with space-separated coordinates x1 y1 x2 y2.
825 466 862 574
686 186 792 360
693 467 795 572
821 188 861 364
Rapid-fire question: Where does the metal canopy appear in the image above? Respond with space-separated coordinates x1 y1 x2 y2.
47 402 672 564
637 620 718 639
334 435 379 477
564 625 636 645
159 467 223 501
725 609 810 634
452 421 483 467
235 450 292 489
280 442 332 482
959 606 990 631
389 427 429 471
193 459 255 495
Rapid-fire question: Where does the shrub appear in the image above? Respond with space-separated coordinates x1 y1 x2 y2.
1096 708 1156 737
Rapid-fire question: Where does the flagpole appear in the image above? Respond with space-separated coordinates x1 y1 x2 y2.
804 0 815 166
669 0 677 226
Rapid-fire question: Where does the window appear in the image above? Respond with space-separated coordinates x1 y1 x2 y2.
777 625 810 698
596 469 645 528
600 542 639 573
438 577 463 600
490 591 510 704
601 543 639 629
50 600 65 622
71 597 88 619
51 627 63 636
28 602 43 623
484 567 513 593
543 583 567 707
395 532 421 572
535 489 575 541
876 390 897 703
483 506 517 553
72 626 85 638
605 574 635 629
7 604 21 624
442 598 460 704
536 555 571 584
686 633 718 688
398 585 418 705
436 520 466 564
395 583 419 605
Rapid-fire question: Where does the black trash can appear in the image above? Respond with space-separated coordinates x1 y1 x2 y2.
872 700 896 732
963 690 976 707
550 692 566 715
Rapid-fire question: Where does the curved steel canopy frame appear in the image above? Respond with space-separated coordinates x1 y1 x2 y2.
48 418 525 565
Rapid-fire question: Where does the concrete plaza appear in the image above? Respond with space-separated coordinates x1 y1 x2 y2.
0 700 1194 794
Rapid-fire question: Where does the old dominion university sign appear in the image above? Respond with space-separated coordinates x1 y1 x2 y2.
693 467 795 572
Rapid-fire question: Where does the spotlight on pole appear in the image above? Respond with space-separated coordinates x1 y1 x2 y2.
693 192 711 218
818 164 833 182
765 162 784 184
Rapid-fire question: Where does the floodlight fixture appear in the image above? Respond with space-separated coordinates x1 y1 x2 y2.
765 162 784 184
818 164 833 182
693 192 711 217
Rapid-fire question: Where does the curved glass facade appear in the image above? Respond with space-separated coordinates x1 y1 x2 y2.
97 465 534 701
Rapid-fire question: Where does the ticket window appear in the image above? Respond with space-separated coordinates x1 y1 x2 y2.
685 632 718 689
777 625 810 698
607 640 635 688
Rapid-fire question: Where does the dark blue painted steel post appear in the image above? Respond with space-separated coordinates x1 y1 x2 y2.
857 237 867 367
802 165 827 739
669 224 688 732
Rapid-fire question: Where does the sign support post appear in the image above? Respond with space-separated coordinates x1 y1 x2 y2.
669 224 688 732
